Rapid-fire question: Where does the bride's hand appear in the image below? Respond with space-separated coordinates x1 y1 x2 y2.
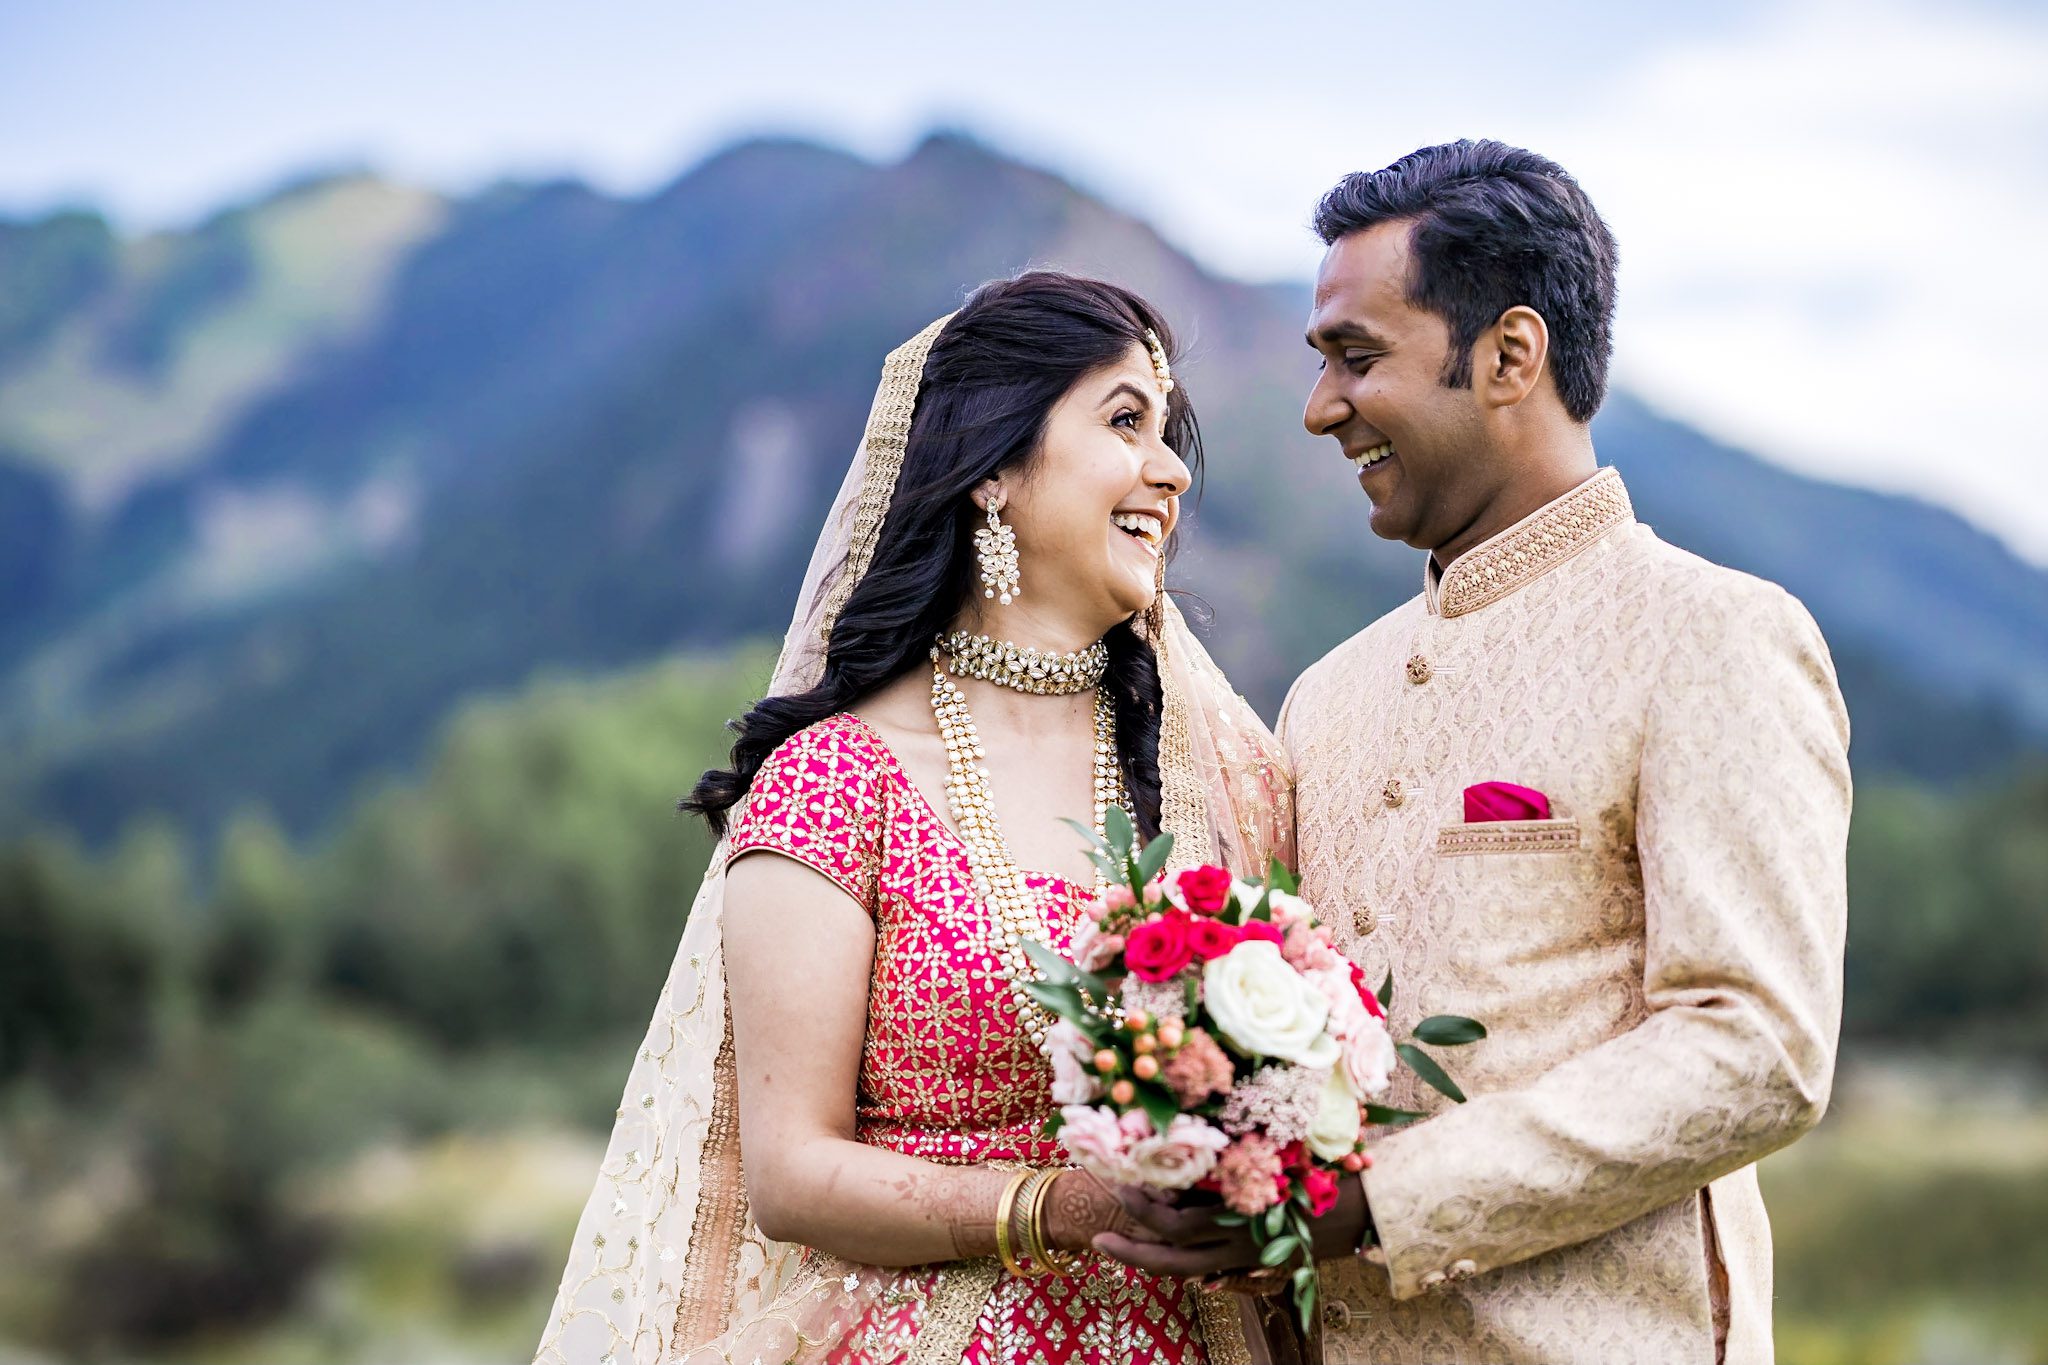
1042 1170 1152 1253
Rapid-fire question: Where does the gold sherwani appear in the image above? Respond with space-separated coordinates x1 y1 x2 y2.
1281 469 1850 1364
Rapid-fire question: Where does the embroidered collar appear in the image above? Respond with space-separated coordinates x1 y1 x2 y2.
1426 467 1634 618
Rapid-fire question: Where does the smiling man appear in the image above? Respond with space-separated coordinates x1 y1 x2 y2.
1095 141 1853 1364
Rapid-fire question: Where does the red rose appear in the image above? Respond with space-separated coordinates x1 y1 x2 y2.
1302 1166 1340 1217
1186 917 1240 961
1349 960 1386 1020
1238 920 1284 949
1175 865 1234 917
1124 912 1196 982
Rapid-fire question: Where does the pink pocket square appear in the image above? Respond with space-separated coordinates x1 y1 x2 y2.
1464 781 1552 822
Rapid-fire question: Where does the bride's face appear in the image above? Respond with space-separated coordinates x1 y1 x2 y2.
986 342 1192 636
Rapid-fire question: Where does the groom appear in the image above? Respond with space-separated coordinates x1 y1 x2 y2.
1098 141 1850 1363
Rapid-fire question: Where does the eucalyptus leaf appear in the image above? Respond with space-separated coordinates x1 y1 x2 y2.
1213 1211 1250 1228
1365 1103 1429 1126
1134 832 1176 886
1412 1015 1487 1047
1259 1236 1299 1266
1397 1043 1469 1103
1261 1204 1287 1239
1105 805 1136 860
1059 817 1115 859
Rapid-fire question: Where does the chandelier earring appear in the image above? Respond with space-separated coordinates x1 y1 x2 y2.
975 499 1022 606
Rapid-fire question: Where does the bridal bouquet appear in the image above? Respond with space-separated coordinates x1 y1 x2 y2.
1024 809 1484 1329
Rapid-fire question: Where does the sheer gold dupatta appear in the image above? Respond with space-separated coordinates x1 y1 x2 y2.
533 313 1291 1365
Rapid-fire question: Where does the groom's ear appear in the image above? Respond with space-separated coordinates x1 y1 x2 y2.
1480 305 1551 410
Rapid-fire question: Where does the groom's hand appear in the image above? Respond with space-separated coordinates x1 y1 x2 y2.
1090 1175 1371 1280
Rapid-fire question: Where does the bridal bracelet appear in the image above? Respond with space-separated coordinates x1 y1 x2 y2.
995 1168 1084 1278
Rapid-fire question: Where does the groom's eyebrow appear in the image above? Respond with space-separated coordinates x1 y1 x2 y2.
1307 322 1389 350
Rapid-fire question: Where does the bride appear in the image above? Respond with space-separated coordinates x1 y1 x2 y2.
535 272 1291 1364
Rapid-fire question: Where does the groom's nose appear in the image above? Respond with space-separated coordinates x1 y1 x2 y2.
1304 365 1350 437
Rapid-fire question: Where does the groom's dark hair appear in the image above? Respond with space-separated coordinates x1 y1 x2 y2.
1313 140 1618 423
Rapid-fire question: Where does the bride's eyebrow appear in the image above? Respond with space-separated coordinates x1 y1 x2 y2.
1097 381 1152 411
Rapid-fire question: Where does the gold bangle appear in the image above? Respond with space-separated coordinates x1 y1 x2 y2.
1008 1169 1057 1277
993 1170 1034 1277
1023 1168 1086 1277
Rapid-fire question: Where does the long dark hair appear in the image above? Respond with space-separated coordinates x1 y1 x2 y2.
683 270 1201 839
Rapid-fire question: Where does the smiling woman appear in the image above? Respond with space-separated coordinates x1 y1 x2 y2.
537 270 1295 1365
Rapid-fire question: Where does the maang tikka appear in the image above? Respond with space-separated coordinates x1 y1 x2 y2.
975 498 1021 605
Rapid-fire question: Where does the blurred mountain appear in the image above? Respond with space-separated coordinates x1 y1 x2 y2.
2 132 2043 843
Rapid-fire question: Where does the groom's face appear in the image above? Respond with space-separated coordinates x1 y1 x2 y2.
1303 221 1494 554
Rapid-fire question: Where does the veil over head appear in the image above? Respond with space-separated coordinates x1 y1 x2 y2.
535 308 1293 1365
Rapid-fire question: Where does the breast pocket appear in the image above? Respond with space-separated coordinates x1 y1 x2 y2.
1435 817 1581 857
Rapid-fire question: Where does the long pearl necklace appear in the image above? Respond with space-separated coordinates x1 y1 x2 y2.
929 659 1126 1051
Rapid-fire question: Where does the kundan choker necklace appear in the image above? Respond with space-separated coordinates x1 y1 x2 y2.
928 654 1126 1050
939 630 1109 696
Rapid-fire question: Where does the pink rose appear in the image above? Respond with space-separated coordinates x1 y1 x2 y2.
1237 920 1284 950
1058 1104 1130 1182
1282 919 1341 972
1302 1166 1340 1217
1126 1115 1232 1191
1338 1020 1397 1097
1101 885 1137 915
1125 912 1196 982
1175 866 1235 917
1046 1020 1102 1106
1071 918 1125 973
1187 917 1240 962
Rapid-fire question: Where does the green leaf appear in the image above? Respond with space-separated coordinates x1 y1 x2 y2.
1134 1081 1180 1133
1397 1043 1469 1103
1365 1103 1429 1127
1059 817 1114 859
1411 1015 1488 1047
1246 887 1274 923
1291 1268 1317 1331
1259 1235 1299 1266
1040 1115 1062 1138
1022 981 1091 1022
1376 970 1394 1010
1261 1204 1287 1239
1105 805 1136 861
1021 940 1108 998
1133 832 1175 887
1266 856 1299 896
1213 1211 1250 1228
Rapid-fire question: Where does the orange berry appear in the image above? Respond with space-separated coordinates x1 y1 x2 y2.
1093 1049 1119 1074
1109 1079 1136 1105
1133 1054 1160 1080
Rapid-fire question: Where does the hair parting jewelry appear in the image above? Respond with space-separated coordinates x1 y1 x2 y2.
974 499 1021 605
1143 328 1176 395
940 631 1108 696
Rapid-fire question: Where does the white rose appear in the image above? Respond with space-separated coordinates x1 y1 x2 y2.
1307 1066 1364 1162
1267 890 1312 926
1203 941 1336 1066
1045 1020 1101 1106
1125 1115 1232 1191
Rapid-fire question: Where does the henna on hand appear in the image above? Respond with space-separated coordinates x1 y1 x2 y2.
887 1166 1010 1259
1042 1170 1144 1253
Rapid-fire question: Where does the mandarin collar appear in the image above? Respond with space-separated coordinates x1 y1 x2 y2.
1424 467 1634 618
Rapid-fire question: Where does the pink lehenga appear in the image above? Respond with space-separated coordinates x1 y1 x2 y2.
533 314 1292 1365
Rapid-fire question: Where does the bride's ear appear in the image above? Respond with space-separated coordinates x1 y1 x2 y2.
971 478 1006 513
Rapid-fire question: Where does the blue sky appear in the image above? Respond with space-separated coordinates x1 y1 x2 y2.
5 0 2045 560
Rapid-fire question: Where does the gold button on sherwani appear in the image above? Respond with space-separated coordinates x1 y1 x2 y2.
1281 469 1851 1365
